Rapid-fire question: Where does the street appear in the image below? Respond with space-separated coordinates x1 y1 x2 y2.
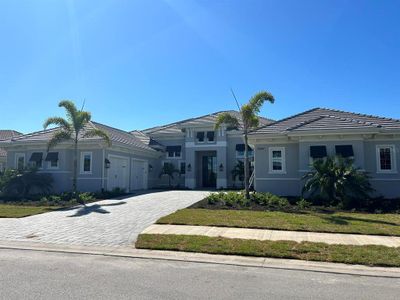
0 249 399 299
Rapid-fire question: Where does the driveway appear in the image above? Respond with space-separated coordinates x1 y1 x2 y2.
0 190 209 247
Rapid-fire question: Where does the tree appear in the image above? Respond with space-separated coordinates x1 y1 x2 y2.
44 100 111 202
302 156 374 207
215 91 275 199
159 163 180 188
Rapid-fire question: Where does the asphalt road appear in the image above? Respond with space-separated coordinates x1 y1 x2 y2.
0 249 399 300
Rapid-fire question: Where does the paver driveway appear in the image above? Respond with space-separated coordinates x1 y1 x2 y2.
0 190 209 247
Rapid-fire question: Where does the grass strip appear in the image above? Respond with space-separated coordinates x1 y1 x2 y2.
157 209 400 236
0 204 59 218
136 233 400 267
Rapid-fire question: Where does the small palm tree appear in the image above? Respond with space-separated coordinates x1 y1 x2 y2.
159 163 180 188
215 91 274 199
231 160 245 188
302 156 374 207
44 100 111 201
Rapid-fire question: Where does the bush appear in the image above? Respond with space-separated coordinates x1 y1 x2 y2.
0 168 53 199
251 192 290 210
302 156 374 208
296 198 312 210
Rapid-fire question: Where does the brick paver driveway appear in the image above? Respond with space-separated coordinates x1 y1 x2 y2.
0 190 209 247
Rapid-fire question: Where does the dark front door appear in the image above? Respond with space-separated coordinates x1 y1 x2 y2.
202 156 217 188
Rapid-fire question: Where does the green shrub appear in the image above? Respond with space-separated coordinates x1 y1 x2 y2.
296 198 312 210
251 192 290 209
78 192 95 203
0 168 53 199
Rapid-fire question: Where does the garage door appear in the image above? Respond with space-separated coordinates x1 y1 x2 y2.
107 156 129 192
131 159 148 190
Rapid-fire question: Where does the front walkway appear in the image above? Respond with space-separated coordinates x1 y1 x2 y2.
143 224 400 247
0 190 209 247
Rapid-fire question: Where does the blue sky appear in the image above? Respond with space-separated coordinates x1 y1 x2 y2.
1 0 399 133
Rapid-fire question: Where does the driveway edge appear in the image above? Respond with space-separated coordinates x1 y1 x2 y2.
1 240 400 278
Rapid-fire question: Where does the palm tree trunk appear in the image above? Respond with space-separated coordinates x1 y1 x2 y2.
244 131 250 199
73 138 79 202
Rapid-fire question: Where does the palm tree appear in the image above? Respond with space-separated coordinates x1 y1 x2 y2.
44 100 111 201
302 156 374 207
215 91 274 199
159 163 180 188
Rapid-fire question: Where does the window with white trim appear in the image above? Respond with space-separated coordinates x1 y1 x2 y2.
15 153 25 170
80 152 92 174
376 145 397 173
166 146 182 158
269 147 286 173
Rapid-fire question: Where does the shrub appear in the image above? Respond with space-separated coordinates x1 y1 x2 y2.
251 192 290 209
296 198 312 210
0 168 53 199
302 156 374 208
78 192 95 203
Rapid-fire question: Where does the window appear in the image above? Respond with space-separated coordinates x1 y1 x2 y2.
81 152 92 174
310 146 327 159
206 131 215 142
29 152 43 169
45 152 59 169
196 132 205 143
236 144 254 158
180 162 186 174
15 153 25 170
166 146 182 158
269 147 286 173
335 145 354 158
376 145 396 173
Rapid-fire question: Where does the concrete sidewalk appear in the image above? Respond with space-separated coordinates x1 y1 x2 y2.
142 224 400 247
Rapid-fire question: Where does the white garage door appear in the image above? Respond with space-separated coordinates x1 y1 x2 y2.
131 159 148 190
107 156 129 192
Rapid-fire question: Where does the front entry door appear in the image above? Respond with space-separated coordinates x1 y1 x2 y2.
202 156 217 188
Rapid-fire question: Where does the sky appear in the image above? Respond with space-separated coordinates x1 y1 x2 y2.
0 0 399 134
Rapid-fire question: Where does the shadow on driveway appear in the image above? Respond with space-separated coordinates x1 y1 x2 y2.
68 202 127 217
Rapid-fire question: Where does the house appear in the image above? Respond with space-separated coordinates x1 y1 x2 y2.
1 108 399 198
0 122 162 193
135 111 273 189
248 108 400 198
0 130 22 172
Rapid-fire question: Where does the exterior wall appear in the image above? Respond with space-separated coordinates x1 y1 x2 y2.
252 136 400 199
364 140 400 198
5 145 161 193
0 157 6 172
254 143 301 196
226 135 246 188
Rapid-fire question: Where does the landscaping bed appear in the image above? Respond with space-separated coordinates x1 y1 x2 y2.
136 234 400 267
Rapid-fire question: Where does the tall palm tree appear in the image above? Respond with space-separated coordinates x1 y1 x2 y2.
215 91 275 199
44 100 111 200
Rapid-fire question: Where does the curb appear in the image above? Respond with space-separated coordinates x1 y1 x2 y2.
1 240 400 278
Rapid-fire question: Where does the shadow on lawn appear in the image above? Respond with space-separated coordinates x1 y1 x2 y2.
68 201 127 217
320 215 399 226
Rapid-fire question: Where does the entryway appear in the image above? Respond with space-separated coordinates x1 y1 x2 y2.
196 151 217 188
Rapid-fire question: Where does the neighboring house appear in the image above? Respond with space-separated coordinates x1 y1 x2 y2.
248 108 400 198
136 111 273 189
0 130 22 172
0 122 162 193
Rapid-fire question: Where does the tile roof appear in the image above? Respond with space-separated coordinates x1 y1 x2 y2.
0 130 22 157
140 110 275 136
1 122 156 152
250 108 400 135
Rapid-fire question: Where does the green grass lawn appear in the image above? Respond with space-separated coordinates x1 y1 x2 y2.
157 209 400 236
0 204 60 218
136 234 400 267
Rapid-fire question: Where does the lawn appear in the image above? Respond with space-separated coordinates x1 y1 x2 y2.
0 204 60 218
136 234 400 267
157 209 400 236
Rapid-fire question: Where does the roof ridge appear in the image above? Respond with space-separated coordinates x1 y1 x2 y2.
142 110 239 134
286 115 325 131
319 107 400 122
326 115 382 128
